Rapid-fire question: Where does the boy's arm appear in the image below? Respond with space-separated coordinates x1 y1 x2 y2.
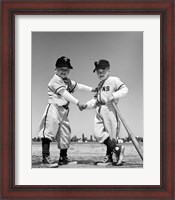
59 89 79 104
85 98 97 109
71 80 93 92
112 85 128 99
59 89 85 110
75 83 93 92
108 85 128 102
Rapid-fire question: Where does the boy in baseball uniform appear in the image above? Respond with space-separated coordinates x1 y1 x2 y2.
38 56 94 168
83 59 128 166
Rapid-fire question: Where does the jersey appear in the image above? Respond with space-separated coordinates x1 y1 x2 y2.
85 76 128 143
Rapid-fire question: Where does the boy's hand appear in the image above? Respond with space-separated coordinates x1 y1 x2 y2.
77 102 87 111
91 88 98 93
82 104 87 110
77 102 83 110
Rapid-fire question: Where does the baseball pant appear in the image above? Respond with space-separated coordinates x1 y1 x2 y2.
38 103 71 149
94 104 119 143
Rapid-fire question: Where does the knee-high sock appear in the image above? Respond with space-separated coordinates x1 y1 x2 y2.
104 137 116 154
60 149 67 157
42 138 51 158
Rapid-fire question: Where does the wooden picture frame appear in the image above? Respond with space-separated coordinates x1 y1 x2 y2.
1 0 174 199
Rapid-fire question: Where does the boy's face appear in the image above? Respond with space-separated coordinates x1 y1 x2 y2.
56 67 70 79
96 68 110 80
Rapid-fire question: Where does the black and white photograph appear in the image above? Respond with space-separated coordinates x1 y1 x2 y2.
32 32 143 168
2 1 174 199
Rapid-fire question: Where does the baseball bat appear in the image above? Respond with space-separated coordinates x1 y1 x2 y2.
111 101 143 161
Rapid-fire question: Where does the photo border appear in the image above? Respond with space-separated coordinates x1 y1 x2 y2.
1 1 174 199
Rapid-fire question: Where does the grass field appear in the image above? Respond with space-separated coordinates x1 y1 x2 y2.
32 142 143 168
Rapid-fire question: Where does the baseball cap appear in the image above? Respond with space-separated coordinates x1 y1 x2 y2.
93 59 110 73
55 56 73 69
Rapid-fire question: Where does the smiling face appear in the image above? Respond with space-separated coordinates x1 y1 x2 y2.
96 67 110 81
56 67 70 79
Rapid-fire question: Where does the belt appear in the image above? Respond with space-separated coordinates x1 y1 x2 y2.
96 101 106 107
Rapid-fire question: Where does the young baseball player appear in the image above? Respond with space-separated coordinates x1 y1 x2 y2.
83 59 128 166
38 56 94 168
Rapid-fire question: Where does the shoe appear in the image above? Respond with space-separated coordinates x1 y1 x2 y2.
41 156 58 168
113 145 125 166
96 155 113 166
58 156 77 165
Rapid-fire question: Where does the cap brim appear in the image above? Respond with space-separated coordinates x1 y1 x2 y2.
57 64 73 69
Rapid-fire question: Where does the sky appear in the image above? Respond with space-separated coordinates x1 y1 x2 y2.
32 32 143 140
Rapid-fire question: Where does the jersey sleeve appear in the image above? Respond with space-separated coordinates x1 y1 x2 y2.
49 76 66 94
59 89 79 105
75 83 93 92
112 77 128 99
113 77 125 90
112 85 128 99
69 80 78 93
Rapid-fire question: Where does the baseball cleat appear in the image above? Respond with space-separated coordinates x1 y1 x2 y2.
113 145 125 166
40 156 58 168
96 155 113 166
58 156 77 165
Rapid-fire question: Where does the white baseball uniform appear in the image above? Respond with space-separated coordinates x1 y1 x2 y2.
86 76 128 143
38 74 92 149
